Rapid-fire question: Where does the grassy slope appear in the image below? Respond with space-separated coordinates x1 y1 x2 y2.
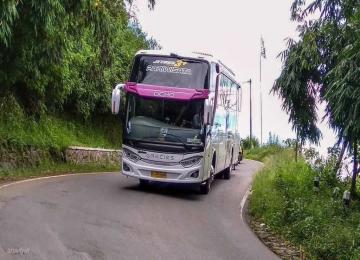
245 145 283 162
0 103 122 181
0 113 122 150
249 148 360 259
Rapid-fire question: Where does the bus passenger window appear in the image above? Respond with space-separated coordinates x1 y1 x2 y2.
210 62 217 91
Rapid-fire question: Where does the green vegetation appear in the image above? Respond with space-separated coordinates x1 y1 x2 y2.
274 0 360 195
0 0 158 120
258 0 360 252
250 147 360 259
242 136 260 150
0 1 157 177
0 96 121 149
0 1 157 149
245 145 282 162
244 133 284 162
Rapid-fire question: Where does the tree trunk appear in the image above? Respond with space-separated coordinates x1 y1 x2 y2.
333 141 347 176
350 140 358 198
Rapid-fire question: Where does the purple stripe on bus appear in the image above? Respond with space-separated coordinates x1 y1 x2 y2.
124 82 209 101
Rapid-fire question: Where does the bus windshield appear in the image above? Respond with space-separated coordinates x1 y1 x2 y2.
130 55 210 89
124 93 204 149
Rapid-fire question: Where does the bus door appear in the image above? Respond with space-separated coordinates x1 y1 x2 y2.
213 107 227 172
224 81 238 166
225 112 236 166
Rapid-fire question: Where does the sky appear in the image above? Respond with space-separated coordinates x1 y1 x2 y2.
133 0 336 154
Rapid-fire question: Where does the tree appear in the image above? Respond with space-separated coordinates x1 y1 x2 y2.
0 0 158 118
273 0 360 195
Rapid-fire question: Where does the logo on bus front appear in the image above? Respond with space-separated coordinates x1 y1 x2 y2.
153 91 175 98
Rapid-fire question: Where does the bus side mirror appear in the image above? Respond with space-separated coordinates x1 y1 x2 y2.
215 63 221 74
111 84 124 114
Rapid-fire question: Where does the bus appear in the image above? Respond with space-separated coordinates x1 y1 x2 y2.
111 50 243 194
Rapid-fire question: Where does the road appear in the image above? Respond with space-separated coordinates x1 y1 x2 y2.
0 160 278 260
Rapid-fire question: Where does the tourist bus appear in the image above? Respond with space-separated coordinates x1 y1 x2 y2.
111 50 243 194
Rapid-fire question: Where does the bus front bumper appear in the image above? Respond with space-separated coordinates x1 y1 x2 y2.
121 158 203 184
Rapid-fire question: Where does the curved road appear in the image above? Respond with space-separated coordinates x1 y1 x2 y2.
0 160 278 260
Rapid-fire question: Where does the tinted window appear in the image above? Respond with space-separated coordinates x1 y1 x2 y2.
210 62 217 91
130 55 210 89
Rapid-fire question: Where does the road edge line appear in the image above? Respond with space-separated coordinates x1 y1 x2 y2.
0 171 117 191
239 159 264 224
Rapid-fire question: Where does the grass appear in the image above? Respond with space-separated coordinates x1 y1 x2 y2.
0 96 122 149
250 147 360 259
0 114 122 149
245 145 283 162
0 97 122 181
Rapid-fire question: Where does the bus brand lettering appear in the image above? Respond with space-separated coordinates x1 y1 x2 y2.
153 91 175 97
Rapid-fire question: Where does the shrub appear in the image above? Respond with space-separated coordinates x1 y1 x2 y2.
243 136 260 149
250 149 360 259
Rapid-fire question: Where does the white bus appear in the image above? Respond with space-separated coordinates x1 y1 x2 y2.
112 50 243 194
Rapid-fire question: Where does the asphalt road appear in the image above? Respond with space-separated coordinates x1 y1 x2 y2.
0 160 278 260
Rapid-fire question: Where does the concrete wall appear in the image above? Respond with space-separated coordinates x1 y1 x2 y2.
0 145 51 169
0 144 121 170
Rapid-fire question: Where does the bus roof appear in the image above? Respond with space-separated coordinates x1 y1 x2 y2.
135 49 241 86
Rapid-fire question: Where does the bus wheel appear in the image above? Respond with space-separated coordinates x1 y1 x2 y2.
224 156 233 180
238 151 243 162
200 165 214 195
223 167 231 180
139 179 149 188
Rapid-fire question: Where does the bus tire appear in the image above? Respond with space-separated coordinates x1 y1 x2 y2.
139 179 149 188
200 165 214 195
224 154 233 180
238 152 243 163
223 167 231 180
200 179 211 195
238 147 244 162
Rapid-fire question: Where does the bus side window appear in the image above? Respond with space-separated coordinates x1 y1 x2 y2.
210 62 217 91
218 74 225 107
229 81 237 110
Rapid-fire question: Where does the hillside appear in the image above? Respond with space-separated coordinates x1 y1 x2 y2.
0 1 158 177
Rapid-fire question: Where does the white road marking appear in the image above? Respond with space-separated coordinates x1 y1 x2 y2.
0 172 116 191
239 159 264 224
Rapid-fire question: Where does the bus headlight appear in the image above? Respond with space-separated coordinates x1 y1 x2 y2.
180 156 202 168
123 148 141 163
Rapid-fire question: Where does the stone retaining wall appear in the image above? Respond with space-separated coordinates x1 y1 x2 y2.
0 144 51 169
65 146 122 165
0 144 121 170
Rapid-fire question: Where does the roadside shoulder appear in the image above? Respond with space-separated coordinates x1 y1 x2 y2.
242 158 302 259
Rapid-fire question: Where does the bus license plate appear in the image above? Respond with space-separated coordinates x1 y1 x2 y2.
151 171 167 179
